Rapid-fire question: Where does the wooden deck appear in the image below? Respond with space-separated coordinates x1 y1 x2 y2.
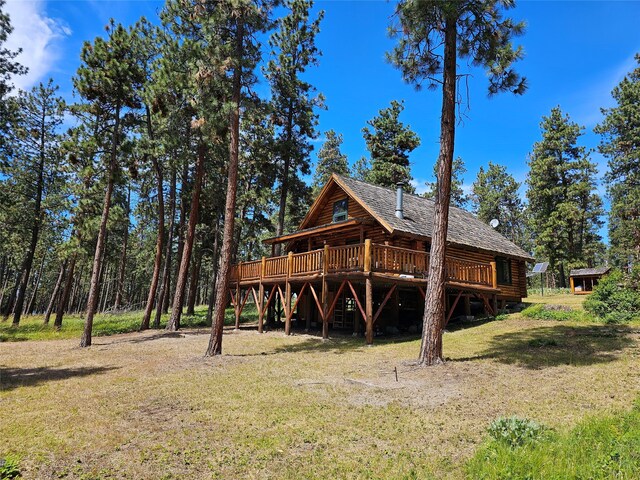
231 240 496 289
228 241 501 345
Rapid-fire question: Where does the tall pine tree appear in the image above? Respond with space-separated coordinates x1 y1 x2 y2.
362 99 419 192
527 107 604 286
425 156 469 209
266 0 324 251
312 129 349 194
389 0 526 366
472 161 528 249
596 54 640 267
6 80 65 325
0 0 26 155
74 21 145 346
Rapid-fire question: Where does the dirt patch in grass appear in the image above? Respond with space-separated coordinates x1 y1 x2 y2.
2 314 640 479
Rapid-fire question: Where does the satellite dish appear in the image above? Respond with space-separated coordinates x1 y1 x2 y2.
489 219 499 228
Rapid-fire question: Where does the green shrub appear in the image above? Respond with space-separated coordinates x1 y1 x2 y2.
584 269 640 324
487 416 546 448
0 455 20 479
521 304 584 322
467 401 640 479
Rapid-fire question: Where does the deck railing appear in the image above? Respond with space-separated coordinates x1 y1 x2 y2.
371 243 428 275
230 241 496 288
327 244 364 272
291 249 323 276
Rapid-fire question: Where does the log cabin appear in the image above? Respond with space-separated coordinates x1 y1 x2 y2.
230 174 533 344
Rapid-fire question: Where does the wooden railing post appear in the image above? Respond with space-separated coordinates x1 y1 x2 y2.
364 239 372 273
323 244 329 274
490 261 498 289
261 256 266 280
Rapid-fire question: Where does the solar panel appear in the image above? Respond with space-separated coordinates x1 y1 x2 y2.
532 262 549 273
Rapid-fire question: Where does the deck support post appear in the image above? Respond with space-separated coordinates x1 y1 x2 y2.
234 282 241 330
492 294 498 317
354 286 361 336
285 252 293 335
321 276 328 339
321 245 329 339
257 284 265 333
464 295 471 316
365 277 373 345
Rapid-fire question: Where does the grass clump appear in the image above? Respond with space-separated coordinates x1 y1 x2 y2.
0 455 20 479
584 268 640 324
522 303 585 322
467 402 640 479
487 416 546 448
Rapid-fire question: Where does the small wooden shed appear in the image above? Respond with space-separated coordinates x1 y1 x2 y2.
569 266 611 295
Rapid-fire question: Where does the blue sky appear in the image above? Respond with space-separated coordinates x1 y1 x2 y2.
5 0 640 240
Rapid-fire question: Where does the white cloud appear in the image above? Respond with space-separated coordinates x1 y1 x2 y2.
4 0 71 92
410 178 431 196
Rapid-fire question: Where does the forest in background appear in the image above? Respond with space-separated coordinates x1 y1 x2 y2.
1 0 639 339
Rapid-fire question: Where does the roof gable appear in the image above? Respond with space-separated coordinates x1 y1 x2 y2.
333 174 534 261
298 176 388 231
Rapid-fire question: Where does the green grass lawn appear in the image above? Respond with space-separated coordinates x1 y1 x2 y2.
2 294 640 478
0 304 258 342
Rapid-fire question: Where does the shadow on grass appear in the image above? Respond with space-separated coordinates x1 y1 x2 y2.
454 324 638 369
231 330 421 356
0 365 119 391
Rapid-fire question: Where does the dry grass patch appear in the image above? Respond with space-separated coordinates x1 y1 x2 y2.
2 310 640 479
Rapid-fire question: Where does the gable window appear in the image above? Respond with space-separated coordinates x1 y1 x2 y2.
496 257 512 285
332 198 348 223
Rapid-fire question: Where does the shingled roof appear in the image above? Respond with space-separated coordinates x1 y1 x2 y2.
570 266 611 277
333 175 534 261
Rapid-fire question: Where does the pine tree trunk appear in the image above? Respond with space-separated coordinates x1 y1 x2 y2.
141 156 165 330
275 111 294 256
207 17 244 356
0 263 10 316
12 115 47 325
418 17 457 366
167 144 205 331
172 157 190 309
186 249 201 316
26 253 46 314
2 278 17 321
114 186 131 310
53 253 78 330
81 103 120 347
154 166 176 328
44 260 66 324
205 216 221 325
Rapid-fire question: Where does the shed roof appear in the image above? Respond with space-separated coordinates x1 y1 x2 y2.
331 175 534 261
569 266 611 277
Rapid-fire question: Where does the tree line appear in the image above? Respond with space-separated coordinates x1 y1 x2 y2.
1 0 639 355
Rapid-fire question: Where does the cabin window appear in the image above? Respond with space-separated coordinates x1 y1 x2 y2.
496 257 512 285
332 198 348 222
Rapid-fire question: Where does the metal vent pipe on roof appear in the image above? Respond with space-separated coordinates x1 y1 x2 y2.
395 182 404 219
